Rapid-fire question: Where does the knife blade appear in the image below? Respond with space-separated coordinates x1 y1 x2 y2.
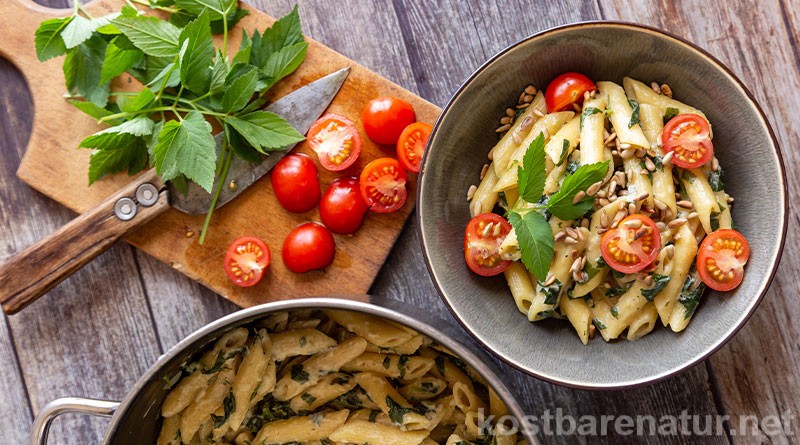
170 67 351 215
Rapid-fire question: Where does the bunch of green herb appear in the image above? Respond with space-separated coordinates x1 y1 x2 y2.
507 134 609 280
34 0 308 242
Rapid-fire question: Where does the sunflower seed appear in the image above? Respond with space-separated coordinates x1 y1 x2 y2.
496 124 511 133
661 151 674 166
466 185 477 201
573 190 586 204
676 200 694 209
650 82 662 94
587 181 603 196
668 218 687 228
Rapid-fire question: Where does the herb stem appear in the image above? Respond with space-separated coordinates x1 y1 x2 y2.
98 106 226 123
172 84 185 108
199 142 233 245
73 1 94 19
129 0 178 13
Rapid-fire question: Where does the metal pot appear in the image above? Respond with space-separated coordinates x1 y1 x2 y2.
31 296 536 444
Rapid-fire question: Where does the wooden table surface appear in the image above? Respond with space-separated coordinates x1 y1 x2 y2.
1 1 797 444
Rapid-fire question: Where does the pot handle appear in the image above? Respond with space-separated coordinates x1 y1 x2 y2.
30 397 120 445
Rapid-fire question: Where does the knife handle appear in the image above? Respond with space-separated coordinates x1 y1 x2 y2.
0 170 169 315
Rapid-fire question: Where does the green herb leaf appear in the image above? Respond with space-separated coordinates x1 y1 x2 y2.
290 364 309 383
605 286 628 298
208 49 229 94
641 274 670 301
508 210 553 281
118 88 156 113
88 139 148 184
178 10 214 94
68 100 121 124
250 5 303 69
678 273 705 319
209 7 249 34
538 278 562 305
610 306 619 318
663 107 680 124
152 111 217 192
35 17 73 61
547 161 609 220
64 34 110 106
593 318 607 330
580 106 600 130
516 133 546 203
146 61 181 90
175 0 237 21
222 68 258 112
80 116 155 150
628 98 640 128
211 390 236 428
112 14 181 57
386 396 411 425
556 139 571 167
61 15 97 49
232 33 252 65
258 42 308 92
709 167 724 192
100 36 144 84
225 111 305 153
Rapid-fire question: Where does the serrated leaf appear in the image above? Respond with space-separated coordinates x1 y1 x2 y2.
179 10 214 94
251 5 302 68
61 15 96 49
232 32 251 65
147 61 181 90
68 100 122 125
222 68 257 112
508 211 554 281
258 42 307 92
208 50 229 94
210 7 249 34
547 161 609 220
80 116 155 150
64 34 110 106
118 87 155 113
100 36 144 84
175 0 236 21
88 139 148 184
35 17 73 61
112 15 181 57
226 123 261 163
152 111 217 191
516 133 546 203
225 111 304 153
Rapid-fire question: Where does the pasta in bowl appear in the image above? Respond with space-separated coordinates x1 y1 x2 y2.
417 22 787 388
463 74 749 344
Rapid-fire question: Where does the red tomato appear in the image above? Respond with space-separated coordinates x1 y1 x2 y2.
463 213 512 276
697 229 750 291
224 236 270 287
362 97 416 145
282 222 336 273
544 72 596 112
307 114 362 171
271 153 320 213
397 122 432 173
359 158 407 213
600 214 662 274
661 114 713 169
320 177 370 235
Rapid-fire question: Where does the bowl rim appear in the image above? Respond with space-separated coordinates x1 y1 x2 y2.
416 20 789 390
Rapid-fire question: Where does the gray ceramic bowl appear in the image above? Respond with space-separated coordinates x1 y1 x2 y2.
418 22 788 389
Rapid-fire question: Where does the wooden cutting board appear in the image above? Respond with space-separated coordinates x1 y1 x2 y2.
0 0 440 308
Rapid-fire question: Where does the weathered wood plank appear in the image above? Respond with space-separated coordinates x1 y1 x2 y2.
599 0 800 442
0 317 31 443
0 3 162 445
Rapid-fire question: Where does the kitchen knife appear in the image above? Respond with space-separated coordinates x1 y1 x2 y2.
0 67 350 314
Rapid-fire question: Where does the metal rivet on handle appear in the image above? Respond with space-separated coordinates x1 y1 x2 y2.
135 183 159 207
114 197 137 221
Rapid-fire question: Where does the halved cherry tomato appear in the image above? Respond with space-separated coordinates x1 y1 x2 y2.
320 177 370 235
600 214 662 274
307 114 362 171
464 213 512 277
397 122 432 173
697 229 749 291
224 236 270 287
282 222 336 273
362 97 416 145
544 72 596 112
271 153 320 213
661 114 713 169
359 158 407 213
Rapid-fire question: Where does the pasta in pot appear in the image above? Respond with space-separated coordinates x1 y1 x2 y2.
157 309 515 444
